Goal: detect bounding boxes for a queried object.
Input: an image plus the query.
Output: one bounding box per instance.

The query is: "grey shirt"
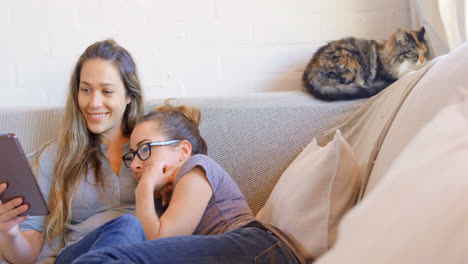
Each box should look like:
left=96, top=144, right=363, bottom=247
left=175, top=154, right=306, bottom=264
left=19, top=140, right=138, bottom=255
left=175, top=154, right=255, bottom=235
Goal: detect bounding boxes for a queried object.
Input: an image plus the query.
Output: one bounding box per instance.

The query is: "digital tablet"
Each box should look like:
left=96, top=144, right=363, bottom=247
left=0, top=134, right=49, bottom=216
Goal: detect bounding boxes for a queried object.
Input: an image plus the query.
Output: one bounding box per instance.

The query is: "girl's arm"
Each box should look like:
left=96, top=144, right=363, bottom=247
left=135, top=166, right=213, bottom=240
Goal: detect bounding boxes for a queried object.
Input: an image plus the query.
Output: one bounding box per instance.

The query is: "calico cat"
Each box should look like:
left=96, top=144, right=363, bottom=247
left=302, top=27, right=429, bottom=101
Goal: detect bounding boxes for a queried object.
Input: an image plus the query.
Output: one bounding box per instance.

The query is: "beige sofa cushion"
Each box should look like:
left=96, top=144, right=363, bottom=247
left=256, top=130, right=362, bottom=262
left=314, top=86, right=468, bottom=264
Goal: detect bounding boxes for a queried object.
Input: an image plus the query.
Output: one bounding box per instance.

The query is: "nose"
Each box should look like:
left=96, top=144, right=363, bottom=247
left=418, top=50, right=426, bottom=64
left=130, top=156, right=143, bottom=172
left=89, top=92, right=103, bottom=108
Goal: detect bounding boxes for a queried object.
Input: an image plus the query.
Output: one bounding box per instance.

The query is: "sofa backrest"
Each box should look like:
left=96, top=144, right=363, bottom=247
left=0, top=91, right=361, bottom=214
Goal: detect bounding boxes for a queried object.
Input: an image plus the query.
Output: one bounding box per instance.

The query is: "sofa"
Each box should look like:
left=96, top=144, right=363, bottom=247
left=1, top=42, right=467, bottom=264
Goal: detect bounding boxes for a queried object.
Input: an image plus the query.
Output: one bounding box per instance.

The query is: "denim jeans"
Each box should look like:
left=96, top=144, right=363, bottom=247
left=56, top=214, right=299, bottom=264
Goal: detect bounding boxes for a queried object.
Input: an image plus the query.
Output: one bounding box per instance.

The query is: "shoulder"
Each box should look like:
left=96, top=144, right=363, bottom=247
left=28, top=139, right=59, bottom=161
left=174, top=154, right=227, bottom=193
left=28, top=139, right=59, bottom=179
left=186, top=154, right=217, bottom=165
left=180, top=154, right=224, bottom=175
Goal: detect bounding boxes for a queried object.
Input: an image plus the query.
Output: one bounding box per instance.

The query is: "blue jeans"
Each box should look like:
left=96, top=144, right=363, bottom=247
left=55, top=214, right=147, bottom=264
left=56, top=214, right=299, bottom=264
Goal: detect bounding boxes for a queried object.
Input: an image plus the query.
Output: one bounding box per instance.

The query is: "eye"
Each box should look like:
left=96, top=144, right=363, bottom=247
left=138, top=144, right=151, bottom=156
left=79, top=87, right=90, bottom=93
left=400, top=51, right=416, bottom=60
left=103, top=90, right=114, bottom=95
left=123, top=153, right=133, bottom=162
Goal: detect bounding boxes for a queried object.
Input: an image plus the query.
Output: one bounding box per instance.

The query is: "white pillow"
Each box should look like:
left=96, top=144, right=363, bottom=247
left=256, top=130, right=362, bottom=261
left=315, top=88, right=468, bottom=264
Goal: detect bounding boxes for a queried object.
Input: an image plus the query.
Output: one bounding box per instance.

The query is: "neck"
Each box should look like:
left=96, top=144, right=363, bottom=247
left=100, top=130, right=129, bottom=149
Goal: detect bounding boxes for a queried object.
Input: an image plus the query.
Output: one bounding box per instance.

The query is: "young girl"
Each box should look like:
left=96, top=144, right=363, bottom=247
left=57, top=100, right=305, bottom=263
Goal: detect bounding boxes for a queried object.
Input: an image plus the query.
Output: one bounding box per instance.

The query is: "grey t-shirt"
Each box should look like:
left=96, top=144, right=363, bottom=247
left=174, top=154, right=255, bottom=235
left=19, top=140, right=139, bottom=255
left=174, top=154, right=306, bottom=264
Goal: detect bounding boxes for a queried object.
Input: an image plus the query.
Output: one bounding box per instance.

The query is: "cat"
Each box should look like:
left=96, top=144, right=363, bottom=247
left=302, top=27, right=429, bottom=101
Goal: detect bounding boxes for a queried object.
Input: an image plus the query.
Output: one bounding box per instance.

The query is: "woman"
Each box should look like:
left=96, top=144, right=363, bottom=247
left=0, top=39, right=144, bottom=264
left=56, top=100, right=305, bottom=264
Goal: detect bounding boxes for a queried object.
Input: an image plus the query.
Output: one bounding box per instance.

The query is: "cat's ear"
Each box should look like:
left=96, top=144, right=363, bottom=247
left=417, top=27, right=426, bottom=42
left=395, top=30, right=408, bottom=45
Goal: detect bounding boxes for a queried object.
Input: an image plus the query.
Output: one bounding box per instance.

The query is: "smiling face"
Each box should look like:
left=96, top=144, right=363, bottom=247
left=78, top=58, right=131, bottom=141
left=129, top=121, right=183, bottom=182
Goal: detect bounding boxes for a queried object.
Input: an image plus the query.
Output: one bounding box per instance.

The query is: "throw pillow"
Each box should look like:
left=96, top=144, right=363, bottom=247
left=314, top=87, right=468, bottom=264
left=256, top=130, right=362, bottom=261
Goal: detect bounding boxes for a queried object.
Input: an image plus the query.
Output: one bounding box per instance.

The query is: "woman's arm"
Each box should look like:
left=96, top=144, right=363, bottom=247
left=0, top=187, right=44, bottom=264
left=135, top=167, right=213, bottom=240
left=0, top=230, right=44, bottom=264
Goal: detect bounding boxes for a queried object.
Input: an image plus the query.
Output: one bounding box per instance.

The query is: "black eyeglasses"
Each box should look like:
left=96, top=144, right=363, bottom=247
left=122, top=140, right=181, bottom=168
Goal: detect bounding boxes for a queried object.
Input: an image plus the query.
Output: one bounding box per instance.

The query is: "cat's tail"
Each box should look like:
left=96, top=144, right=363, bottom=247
left=303, top=80, right=391, bottom=101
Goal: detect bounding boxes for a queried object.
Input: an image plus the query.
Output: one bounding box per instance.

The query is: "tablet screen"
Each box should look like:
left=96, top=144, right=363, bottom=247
left=0, top=134, right=49, bottom=216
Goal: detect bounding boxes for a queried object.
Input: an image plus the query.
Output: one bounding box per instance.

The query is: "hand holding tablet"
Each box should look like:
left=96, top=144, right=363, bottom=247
left=0, top=134, right=49, bottom=216
left=0, top=182, right=30, bottom=231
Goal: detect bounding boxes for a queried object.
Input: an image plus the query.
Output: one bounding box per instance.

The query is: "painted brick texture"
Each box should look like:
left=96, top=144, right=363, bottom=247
left=0, top=0, right=411, bottom=107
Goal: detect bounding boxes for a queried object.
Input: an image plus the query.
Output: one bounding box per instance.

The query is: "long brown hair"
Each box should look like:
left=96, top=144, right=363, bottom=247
left=38, top=39, right=144, bottom=246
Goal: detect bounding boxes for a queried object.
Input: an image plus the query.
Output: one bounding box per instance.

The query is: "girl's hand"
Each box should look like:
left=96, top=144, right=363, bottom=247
left=0, top=183, right=29, bottom=239
left=154, top=184, right=173, bottom=206
left=138, top=161, right=182, bottom=194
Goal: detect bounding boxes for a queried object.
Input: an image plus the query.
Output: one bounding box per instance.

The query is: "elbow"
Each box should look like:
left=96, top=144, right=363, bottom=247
left=145, top=230, right=158, bottom=241
left=142, top=221, right=161, bottom=241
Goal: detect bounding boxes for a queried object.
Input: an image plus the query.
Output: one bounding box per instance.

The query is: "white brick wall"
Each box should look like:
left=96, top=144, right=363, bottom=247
left=0, top=0, right=411, bottom=107
left=10, top=0, right=75, bottom=32
left=0, top=64, right=13, bottom=91
left=0, top=7, right=8, bottom=32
